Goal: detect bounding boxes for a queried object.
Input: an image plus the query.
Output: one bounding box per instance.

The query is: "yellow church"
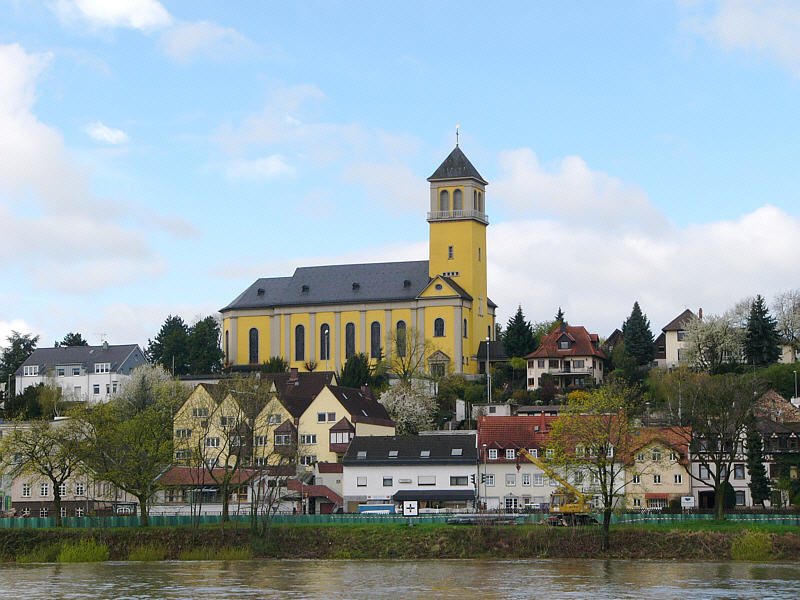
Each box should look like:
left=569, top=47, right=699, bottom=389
left=220, top=145, right=496, bottom=378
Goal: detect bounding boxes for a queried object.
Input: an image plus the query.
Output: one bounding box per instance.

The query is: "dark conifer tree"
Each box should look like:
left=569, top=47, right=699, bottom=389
left=621, top=301, right=655, bottom=366
left=146, top=315, right=190, bottom=376
left=503, top=305, right=537, bottom=358
left=746, top=415, right=771, bottom=506
left=744, top=295, right=781, bottom=366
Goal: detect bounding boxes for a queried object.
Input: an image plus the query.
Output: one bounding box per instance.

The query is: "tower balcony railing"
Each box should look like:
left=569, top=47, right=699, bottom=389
left=427, top=209, right=488, bottom=224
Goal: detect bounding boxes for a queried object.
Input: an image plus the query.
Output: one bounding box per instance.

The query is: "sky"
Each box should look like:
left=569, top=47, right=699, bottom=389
left=2, top=0, right=800, bottom=352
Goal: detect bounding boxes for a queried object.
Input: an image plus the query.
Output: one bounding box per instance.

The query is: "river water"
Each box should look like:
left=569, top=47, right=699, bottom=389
left=1, top=559, right=799, bottom=599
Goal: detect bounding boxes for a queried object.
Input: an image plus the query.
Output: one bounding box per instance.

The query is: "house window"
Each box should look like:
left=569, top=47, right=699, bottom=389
left=75, top=482, right=85, bottom=496
left=22, top=483, right=31, bottom=498
left=522, top=474, right=531, bottom=486
left=328, top=412, right=336, bottom=422
left=295, top=324, right=305, bottom=361
left=274, top=434, right=292, bottom=445
left=488, top=449, right=498, bottom=460
left=320, top=324, right=331, bottom=361
left=72, top=367, right=81, bottom=376
left=382, top=477, right=392, bottom=487
left=357, top=477, right=367, bottom=487
left=23, top=365, right=38, bottom=376
left=505, top=474, right=516, bottom=487
left=267, top=414, right=283, bottom=425
left=546, top=449, right=554, bottom=459
left=735, top=491, right=746, bottom=506
left=418, top=475, right=436, bottom=486
left=632, top=474, right=641, bottom=484
left=533, top=474, right=544, bottom=487
left=192, top=407, right=209, bottom=418
left=205, top=437, right=220, bottom=448
left=699, top=466, right=710, bottom=480
left=174, top=450, right=189, bottom=460
left=505, top=449, right=516, bottom=460
left=93, top=384, right=100, bottom=395
left=434, top=318, right=445, bottom=337
left=59, top=483, right=67, bottom=497
left=734, top=464, right=745, bottom=479
left=219, top=416, right=235, bottom=428
left=75, top=507, right=84, bottom=518
left=249, top=328, right=259, bottom=364
left=357, top=451, right=367, bottom=459
left=56, top=367, right=66, bottom=376
left=559, top=341, right=570, bottom=350
left=317, top=413, right=326, bottom=423
left=653, top=474, right=662, bottom=485
left=420, top=450, right=430, bottom=458
left=388, top=450, right=398, bottom=458
left=450, top=476, right=469, bottom=486
left=345, top=322, right=356, bottom=358
left=674, top=474, right=683, bottom=484
left=677, top=331, right=686, bottom=341
left=505, top=496, right=518, bottom=510
left=300, top=434, right=317, bottom=445
left=463, top=318, right=468, bottom=338
left=651, top=449, right=662, bottom=462
left=40, top=508, right=48, bottom=518
left=485, top=474, right=495, bottom=486
left=632, top=498, right=642, bottom=508
left=299, top=455, right=317, bottom=466
left=94, top=363, right=110, bottom=373
left=254, top=436, right=267, bottom=446
left=396, top=321, right=407, bottom=358
left=370, top=321, right=381, bottom=358
left=448, top=246, right=454, bottom=260
left=40, top=482, right=49, bottom=497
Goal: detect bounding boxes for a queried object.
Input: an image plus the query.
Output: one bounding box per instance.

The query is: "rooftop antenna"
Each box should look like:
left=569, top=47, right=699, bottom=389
left=94, top=333, right=107, bottom=343
left=456, top=124, right=460, bottom=147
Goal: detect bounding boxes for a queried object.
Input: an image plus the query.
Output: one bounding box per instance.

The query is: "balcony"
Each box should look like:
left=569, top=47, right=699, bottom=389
left=546, top=366, right=595, bottom=376
left=427, top=209, right=488, bottom=224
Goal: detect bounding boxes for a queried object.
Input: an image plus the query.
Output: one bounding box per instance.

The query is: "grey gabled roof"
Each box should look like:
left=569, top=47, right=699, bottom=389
left=428, top=146, right=488, bottom=185
left=327, top=385, right=394, bottom=426
left=662, top=309, right=696, bottom=332
left=342, top=433, right=477, bottom=466
left=15, top=344, right=143, bottom=376
left=222, top=261, right=431, bottom=311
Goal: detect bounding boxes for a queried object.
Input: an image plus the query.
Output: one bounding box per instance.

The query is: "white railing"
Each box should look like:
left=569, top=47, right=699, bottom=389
left=427, top=209, right=488, bottom=224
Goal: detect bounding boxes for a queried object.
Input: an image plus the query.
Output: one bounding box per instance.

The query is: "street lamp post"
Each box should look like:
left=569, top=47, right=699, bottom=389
left=486, top=337, right=492, bottom=404
left=794, top=370, right=798, bottom=400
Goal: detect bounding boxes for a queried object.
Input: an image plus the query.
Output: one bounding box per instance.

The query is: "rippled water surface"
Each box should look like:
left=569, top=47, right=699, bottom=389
left=1, top=559, right=799, bottom=599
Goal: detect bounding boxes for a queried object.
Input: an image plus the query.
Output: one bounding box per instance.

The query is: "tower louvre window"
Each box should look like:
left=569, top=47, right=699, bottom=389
left=439, top=189, right=450, bottom=212
left=453, top=188, right=463, bottom=210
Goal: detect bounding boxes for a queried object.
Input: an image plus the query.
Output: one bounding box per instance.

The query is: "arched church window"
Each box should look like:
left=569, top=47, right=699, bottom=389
left=370, top=321, right=381, bottom=358
left=295, top=324, right=305, bottom=361
left=453, top=188, right=463, bottom=211
left=249, top=328, right=259, bottom=364
left=396, top=320, right=407, bottom=358
left=434, top=318, right=445, bottom=337
left=320, top=324, right=330, bottom=361
left=473, top=189, right=479, bottom=211
left=345, top=322, right=356, bottom=358
left=478, top=191, right=484, bottom=213
left=439, top=190, right=450, bottom=212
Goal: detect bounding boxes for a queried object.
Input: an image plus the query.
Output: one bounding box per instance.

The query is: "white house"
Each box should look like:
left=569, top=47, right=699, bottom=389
left=341, top=433, right=478, bottom=514
left=15, top=342, right=146, bottom=403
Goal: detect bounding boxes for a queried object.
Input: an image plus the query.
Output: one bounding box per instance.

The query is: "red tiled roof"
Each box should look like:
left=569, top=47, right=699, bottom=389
left=317, top=462, right=344, bottom=473
left=157, top=466, right=260, bottom=486
left=287, top=479, right=343, bottom=505
left=525, top=325, right=606, bottom=360
left=476, top=415, right=557, bottom=454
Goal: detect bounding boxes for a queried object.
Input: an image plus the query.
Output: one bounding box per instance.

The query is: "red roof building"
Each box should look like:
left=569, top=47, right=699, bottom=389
left=525, top=324, right=607, bottom=391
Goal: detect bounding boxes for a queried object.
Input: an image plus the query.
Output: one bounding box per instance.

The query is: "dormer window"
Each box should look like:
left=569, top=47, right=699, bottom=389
left=420, top=450, right=430, bottom=458
left=559, top=340, right=571, bottom=350
left=95, top=363, right=110, bottom=374
left=404, top=279, right=411, bottom=288
left=357, top=451, right=367, bottom=459
left=389, top=450, right=398, bottom=458
left=451, top=448, right=462, bottom=456
left=352, top=283, right=360, bottom=291
left=23, top=365, right=38, bottom=376
left=257, top=288, right=265, bottom=296
left=301, top=285, right=309, bottom=293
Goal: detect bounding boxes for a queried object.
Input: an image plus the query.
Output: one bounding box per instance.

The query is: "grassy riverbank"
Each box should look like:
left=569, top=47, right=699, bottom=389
left=2, top=522, right=800, bottom=562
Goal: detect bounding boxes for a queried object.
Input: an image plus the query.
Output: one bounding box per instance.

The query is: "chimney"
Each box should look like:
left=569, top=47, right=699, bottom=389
left=102, top=340, right=109, bottom=350
left=361, top=385, right=372, bottom=400
left=698, top=308, right=703, bottom=319
left=289, top=367, right=299, bottom=383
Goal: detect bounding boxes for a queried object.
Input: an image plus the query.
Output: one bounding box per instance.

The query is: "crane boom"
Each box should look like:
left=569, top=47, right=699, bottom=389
left=517, top=448, right=593, bottom=516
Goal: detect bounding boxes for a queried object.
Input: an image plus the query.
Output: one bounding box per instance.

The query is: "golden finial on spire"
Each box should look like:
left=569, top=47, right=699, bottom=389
left=456, top=124, right=460, bottom=146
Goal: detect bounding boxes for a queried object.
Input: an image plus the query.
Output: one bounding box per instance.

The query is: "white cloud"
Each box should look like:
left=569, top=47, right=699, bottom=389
left=161, top=21, right=256, bottom=64
left=52, top=0, right=173, bottom=31
left=224, top=155, right=295, bottom=180
left=683, top=0, right=800, bottom=76
left=0, top=319, right=44, bottom=350
left=86, top=121, right=129, bottom=144
left=341, top=162, right=425, bottom=213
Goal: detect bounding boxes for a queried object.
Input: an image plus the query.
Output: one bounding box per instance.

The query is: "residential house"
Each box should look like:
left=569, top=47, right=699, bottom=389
left=476, top=415, right=559, bottom=511
left=151, top=465, right=263, bottom=516
left=8, top=475, right=136, bottom=518
left=341, top=433, right=477, bottom=514
left=624, top=429, right=691, bottom=510
left=525, top=324, right=607, bottom=391
left=655, top=309, right=696, bottom=369
left=14, top=342, right=146, bottom=403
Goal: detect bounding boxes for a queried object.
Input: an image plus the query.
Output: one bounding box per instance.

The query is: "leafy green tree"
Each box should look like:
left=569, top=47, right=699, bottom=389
left=188, top=316, right=224, bottom=374
left=73, top=364, right=187, bottom=526
left=744, top=295, right=781, bottom=366
left=546, top=382, right=641, bottom=551
left=621, top=302, right=655, bottom=366
left=146, top=315, right=190, bottom=375
left=260, top=356, right=289, bottom=373
left=502, top=306, right=537, bottom=358
left=58, top=332, right=89, bottom=347
left=0, top=331, right=39, bottom=397
left=0, top=419, right=83, bottom=527
left=337, top=353, right=373, bottom=388
left=3, top=383, right=45, bottom=419
left=746, top=415, right=771, bottom=506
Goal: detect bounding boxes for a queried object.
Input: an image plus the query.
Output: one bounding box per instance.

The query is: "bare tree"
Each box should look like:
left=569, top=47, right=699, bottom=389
left=385, top=326, right=438, bottom=383
left=663, top=369, right=762, bottom=520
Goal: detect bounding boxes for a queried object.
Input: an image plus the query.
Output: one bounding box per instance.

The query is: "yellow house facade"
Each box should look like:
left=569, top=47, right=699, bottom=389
left=220, top=145, right=496, bottom=378
left=624, top=436, right=691, bottom=510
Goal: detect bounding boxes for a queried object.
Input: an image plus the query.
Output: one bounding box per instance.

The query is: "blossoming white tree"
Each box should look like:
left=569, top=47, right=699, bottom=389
left=379, top=380, right=437, bottom=435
